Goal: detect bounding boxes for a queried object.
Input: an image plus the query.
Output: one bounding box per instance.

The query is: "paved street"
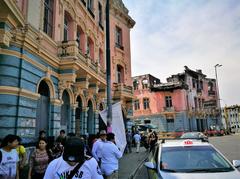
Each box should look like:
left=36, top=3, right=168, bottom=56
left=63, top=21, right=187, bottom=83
left=209, top=134, right=240, bottom=161
left=130, top=134, right=240, bottom=178
left=119, top=147, right=148, bottom=179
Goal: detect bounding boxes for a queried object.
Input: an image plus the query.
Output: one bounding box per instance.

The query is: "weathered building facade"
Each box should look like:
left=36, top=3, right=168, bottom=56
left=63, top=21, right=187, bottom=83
left=0, top=0, right=134, bottom=143
left=109, top=0, right=135, bottom=119
left=132, top=66, right=220, bottom=132
left=221, top=105, right=240, bottom=133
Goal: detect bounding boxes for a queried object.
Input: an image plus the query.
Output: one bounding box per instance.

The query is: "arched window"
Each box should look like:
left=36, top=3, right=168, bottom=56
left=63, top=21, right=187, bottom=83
left=87, top=0, right=94, bottom=11
left=143, top=98, right=150, bottom=109
left=116, top=64, right=124, bottom=83
left=133, top=80, right=139, bottom=90
left=87, top=37, right=94, bottom=60
left=64, top=11, right=74, bottom=41
left=75, top=96, right=83, bottom=135
left=61, top=90, right=71, bottom=132
left=77, top=26, right=85, bottom=54
left=208, top=81, right=213, bottom=91
left=99, top=48, right=104, bottom=68
left=142, top=79, right=148, bottom=89
left=87, top=100, right=94, bottom=134
left=36, top=80, right=50, bottom=137
left=43, top=0, right=54, bottom=37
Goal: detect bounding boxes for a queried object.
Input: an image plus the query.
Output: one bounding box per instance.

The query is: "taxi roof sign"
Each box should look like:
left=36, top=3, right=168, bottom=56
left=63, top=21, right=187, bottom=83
left=183, top=140, right=193, bottom=145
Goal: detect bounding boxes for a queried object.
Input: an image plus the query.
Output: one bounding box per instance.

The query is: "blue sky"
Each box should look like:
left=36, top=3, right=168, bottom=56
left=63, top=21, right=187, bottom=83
left=122, top=0, right=240, bottom=106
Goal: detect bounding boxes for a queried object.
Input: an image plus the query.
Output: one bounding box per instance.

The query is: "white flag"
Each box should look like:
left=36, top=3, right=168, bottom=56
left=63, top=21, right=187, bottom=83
left=99, top=102, right=126, bottom=153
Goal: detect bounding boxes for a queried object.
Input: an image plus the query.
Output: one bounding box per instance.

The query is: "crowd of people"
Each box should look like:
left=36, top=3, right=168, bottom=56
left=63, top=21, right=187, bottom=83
left=0, top=128, right=158, bottom=179
left=125, top=129, right=158, bottom=154
left=0, top=129, right=124, bottom=179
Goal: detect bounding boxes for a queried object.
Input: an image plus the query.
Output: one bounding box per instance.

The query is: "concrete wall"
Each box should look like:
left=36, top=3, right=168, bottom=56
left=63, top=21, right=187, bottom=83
left=134, top=111, right=189, bottom=132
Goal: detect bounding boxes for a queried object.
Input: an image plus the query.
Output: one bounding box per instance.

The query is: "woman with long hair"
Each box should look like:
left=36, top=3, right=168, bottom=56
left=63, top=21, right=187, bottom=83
left=28, top=138, right=52, bottom=179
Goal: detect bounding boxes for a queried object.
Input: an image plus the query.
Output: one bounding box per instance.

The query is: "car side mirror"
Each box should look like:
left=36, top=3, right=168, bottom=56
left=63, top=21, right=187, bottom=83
left=232, top=160, right=240, bottom=168
left=144, top=162, right=157, bottom=171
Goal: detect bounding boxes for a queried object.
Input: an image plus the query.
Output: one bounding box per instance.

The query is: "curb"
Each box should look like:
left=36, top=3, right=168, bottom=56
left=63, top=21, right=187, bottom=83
left=128, top=152, right=149, bottom=179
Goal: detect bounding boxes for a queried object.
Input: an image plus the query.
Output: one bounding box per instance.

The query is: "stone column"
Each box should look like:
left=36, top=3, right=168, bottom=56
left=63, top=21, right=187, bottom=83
left=70, top=104, right=77, bottom=133
left=82, top=107, right=88, bottom=135
left=50, top=99, right=62, bottom=137
left=94, top=110, right=99, bottom=133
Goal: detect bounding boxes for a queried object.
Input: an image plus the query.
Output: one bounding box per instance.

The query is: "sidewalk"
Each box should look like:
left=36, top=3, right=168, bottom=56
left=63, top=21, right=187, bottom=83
left=119, top=147, right=148, bottom=179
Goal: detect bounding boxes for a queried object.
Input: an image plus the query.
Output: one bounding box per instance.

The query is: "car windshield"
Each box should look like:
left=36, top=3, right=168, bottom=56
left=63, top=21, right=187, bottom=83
left=160, top=146, right=234, bottom=173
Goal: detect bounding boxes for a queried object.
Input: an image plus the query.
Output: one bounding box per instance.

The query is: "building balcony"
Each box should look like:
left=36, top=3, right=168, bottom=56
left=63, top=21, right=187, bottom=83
left=113, top=83, right=134, bottom=101
left=58, top=40, right=106, bottom=83
left=197, top=88, right=202, bottom=93
left=115, top=43, right=124, bottom=51
left=164, top=106, right=175, bottom=112
left=208, top=90, right=216, bottom=96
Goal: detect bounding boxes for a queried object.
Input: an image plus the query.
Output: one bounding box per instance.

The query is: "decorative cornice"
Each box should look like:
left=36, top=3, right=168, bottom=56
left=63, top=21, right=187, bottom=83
left=50, top=98, right=62, bottom=106
left=0, top=86, right=40, bottom=100
left=0, top=48, right=59, bottom=78
left=0, top=29, right=12, bottom=47
left=110, top=0, right=135, bottom=28
left=0, top=0, right=25, bottom=27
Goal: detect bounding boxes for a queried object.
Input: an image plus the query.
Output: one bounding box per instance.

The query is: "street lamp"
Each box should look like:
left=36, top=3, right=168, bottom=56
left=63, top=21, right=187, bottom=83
left=214, top=64, right=222, bottom=125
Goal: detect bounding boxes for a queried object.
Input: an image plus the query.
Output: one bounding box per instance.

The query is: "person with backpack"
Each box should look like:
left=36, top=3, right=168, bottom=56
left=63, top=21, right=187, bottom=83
left=44, top=136, right=103, bottom=179
left=0, top=134, right=20, bottom=179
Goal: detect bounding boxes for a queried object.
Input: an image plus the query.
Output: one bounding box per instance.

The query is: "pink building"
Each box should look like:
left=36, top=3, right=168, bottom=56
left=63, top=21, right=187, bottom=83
left=109, top=0, right=135, bottom=119
left=132, top=66, right=220, bottom=132
left=0, top=0, right=134, bottom=139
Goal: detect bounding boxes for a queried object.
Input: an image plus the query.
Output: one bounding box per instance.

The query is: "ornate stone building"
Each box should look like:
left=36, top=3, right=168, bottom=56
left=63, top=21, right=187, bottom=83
left=0, top=0, right=134, bottom=142
left=133, top=67, right=220, bottom=132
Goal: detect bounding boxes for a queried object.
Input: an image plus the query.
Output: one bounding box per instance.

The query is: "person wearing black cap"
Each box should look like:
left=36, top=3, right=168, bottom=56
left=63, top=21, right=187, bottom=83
left=44, top=137, right=103, bottom=179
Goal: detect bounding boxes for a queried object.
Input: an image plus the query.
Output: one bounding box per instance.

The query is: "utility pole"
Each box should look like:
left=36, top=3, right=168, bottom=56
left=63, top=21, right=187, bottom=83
left=106, top=0, right=112, bottom=132
left=214, top=64, right=222, bottom=125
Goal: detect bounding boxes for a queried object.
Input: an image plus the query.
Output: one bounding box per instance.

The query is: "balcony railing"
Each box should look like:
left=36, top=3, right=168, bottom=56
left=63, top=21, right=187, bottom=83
left=208, top=90, right=216, bottom=96
left=164, top=106, right=175, bottom=112
left=115, top=43, right=124, bottom=51
left=58, top=40, right=79, bottom=57
left=113, top=83, right=133, bottom=97
left=197, top=88, right=202, bottom=93
left=58, top=41, right=106, bottom=79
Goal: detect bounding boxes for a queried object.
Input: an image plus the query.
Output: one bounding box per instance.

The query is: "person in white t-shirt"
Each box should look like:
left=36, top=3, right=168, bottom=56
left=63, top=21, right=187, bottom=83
left=91, top=130, right=107, bottom=165
left=133, top=131, right=141, bottom=153
left=44, top=136, right=103, bottom=179
left=0, top=134, right=20, bottom=179
left=101, top=132, right=122, bottom=179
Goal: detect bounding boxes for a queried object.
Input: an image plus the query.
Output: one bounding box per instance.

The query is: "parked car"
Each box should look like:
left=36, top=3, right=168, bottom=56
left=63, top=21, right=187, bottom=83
left=173, top=128, right=187, bottom=138
left=206, top=125, right=225, bottom=136
left=230, top=125, right=240, bottom=133
left=180, top=132, right=208, bottom=142
left=134, top=123, right=158, bottom=134
left=144, top=138, right=240, bottom=179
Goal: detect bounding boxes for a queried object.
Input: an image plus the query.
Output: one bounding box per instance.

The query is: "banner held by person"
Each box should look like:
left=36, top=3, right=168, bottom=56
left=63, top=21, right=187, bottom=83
left=99, top=102, right=126, bottom=153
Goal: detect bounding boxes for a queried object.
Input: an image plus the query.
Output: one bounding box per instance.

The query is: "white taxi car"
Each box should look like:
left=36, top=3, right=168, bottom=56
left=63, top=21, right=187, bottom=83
left=144, top=139, right=240, bottom=179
